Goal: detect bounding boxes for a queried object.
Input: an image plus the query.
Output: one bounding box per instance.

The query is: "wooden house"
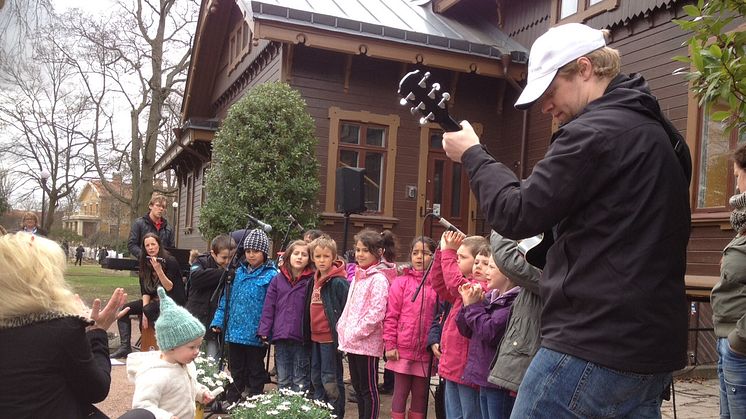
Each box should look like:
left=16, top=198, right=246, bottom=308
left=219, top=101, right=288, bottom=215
left=155, top=0, right=744, bottom=365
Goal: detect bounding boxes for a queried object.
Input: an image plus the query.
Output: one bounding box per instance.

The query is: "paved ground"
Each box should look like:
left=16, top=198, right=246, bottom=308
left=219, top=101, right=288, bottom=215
left=97, top=323, right=720, bottom=418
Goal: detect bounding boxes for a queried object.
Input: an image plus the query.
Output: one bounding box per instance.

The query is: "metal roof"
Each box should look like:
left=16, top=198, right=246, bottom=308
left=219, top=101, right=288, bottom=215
left=245, top=0, right=528, bottom=63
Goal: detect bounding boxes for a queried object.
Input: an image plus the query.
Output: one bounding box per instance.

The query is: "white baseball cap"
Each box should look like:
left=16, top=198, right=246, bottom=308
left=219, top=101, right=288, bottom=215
left=514, top=23, right=606, bottom=110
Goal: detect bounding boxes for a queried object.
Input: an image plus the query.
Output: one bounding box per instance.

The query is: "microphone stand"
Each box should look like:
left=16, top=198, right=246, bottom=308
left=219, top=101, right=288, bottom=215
left=214, top=219, right=255, bottom=371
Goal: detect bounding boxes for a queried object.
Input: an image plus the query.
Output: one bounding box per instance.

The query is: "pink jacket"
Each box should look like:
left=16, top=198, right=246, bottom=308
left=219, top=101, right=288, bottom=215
left=336, top=261, right=390, bottom=357
left=383, top=267, right=438, bottom=362
left=430, top=248, right=487, bottom=386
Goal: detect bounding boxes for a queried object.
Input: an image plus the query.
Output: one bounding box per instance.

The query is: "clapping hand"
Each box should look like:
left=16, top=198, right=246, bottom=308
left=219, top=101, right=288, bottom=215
left=78, top=288, right=130, bottom=332
left=458, top=282, right=484, bottom=306
left=440, top=230, right=465, bottom=251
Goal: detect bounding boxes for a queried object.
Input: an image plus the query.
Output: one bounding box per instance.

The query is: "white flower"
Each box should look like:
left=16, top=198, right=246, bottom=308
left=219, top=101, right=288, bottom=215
left=301, top=405, right=311, bottom=411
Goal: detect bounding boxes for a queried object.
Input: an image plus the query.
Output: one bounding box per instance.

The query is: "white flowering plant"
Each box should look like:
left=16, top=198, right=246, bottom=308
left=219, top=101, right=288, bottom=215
left=193, top=353, right=232, bottom=396
left=228, top=388, right=335, bottom=419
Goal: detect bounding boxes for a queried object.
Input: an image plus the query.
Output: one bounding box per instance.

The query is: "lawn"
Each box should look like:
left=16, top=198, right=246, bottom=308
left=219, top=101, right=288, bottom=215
left=65, top=264, right=141, bottom=304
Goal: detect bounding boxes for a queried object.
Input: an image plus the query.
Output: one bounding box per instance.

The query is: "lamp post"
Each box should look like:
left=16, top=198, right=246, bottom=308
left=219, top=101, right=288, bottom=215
left=40, top=170, right=50, bottom=230
left=171, top=201, right=179, bottom=247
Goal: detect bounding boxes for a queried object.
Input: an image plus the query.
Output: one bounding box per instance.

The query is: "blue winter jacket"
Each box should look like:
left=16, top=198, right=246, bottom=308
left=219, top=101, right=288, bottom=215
left=211, top=261, right=278, bottom=347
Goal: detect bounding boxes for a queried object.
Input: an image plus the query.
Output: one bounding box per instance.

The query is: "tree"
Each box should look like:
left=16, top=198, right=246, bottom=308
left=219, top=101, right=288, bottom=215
left=0, top=23, right=95, bottom=232
left=674, top=0, right=746, bottom=133
left=199, top=82, right=321, bottom=244
left=58, top=0, right=197, bottom=221
left=0, top=167, right=12, bottom=215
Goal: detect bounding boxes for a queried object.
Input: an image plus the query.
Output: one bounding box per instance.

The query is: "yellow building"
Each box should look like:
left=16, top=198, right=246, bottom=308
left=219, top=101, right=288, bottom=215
left=62, top=177, right=132, bottom=240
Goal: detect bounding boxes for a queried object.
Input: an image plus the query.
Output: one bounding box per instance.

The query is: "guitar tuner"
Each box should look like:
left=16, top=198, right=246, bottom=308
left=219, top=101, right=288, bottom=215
left=397, top=69, right=461, bottom=132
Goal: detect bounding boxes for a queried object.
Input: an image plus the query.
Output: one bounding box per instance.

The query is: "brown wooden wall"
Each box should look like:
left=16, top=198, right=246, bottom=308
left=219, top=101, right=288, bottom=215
left=288, top=46, right=521, bottom=257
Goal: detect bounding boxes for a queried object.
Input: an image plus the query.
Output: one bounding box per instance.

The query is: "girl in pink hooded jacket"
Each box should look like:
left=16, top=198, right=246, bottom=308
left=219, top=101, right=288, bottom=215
left=336, top=229, right=396, bottom=419
left=383, top=236, right=438, bottom=419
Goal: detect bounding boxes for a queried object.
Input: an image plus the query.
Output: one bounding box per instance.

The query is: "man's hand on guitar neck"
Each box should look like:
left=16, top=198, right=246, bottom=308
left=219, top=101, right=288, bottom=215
left=442, top=120, right=480, bottom=163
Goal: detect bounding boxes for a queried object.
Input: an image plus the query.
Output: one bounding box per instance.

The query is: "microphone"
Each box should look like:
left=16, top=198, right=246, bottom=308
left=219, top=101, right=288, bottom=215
left=247, top=214, right=273, bottom=233
left=436, top=215, right=465, bottom=236
left=287, top=214, right=305, bottom=232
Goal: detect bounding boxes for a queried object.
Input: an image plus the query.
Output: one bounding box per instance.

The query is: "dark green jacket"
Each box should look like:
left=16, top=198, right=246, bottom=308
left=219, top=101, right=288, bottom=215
left=304, top=266, right=350, bottom=346
left=487, top=231, right=543, bottom=392
left=712, top=234, right=746, bottom=354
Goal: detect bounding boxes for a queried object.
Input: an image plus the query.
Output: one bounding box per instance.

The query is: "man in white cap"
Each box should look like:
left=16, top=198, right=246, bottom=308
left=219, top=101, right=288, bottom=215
left=443, top=23, right=691, bottom=417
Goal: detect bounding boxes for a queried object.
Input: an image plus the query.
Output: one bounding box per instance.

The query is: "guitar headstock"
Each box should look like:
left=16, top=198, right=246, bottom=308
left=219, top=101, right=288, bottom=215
left=398, top=70, right=461, bottom=132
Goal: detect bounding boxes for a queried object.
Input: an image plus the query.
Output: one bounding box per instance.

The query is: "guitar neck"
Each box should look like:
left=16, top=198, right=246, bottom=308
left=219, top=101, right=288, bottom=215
left=439, top=116, right=461, bottom=132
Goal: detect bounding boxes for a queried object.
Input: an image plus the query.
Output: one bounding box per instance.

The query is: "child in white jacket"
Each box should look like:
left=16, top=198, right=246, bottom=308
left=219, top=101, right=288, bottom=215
left=126, top=287, right=216, bottom=419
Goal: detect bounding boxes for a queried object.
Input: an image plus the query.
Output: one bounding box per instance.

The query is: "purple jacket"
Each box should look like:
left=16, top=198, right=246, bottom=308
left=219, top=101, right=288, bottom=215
left=258, top=266, right=314, bottom=343
left=456, top=287, right=519, bottom=388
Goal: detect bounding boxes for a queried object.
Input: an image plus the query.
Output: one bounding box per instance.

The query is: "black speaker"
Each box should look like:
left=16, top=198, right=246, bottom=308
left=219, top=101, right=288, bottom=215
left=336, top=167, right=366, bottom=214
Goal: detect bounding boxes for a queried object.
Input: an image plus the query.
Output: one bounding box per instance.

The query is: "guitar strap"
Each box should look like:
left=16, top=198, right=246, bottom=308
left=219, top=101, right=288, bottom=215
left=649, top=100, right=693, bottom=186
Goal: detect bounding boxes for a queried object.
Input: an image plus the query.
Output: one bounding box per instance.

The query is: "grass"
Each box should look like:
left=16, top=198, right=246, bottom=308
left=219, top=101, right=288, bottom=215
left=65, top=264, right=141, bottom=304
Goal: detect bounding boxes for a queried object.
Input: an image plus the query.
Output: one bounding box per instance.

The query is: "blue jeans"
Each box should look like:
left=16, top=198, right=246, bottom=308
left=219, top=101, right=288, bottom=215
left=511, top=347, right=671, bottom=419
left=444, top=379, right=481, bottom=419
left=274, top=340, right=310, bottom=392
left=480, top=386, right=515, bottom=419
left=717, top=337, right=746, bottom=418
left=310, top=342, right=345, bottom=419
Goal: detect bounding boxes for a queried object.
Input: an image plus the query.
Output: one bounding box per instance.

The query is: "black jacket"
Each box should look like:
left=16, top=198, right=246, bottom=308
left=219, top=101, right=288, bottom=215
left=461, top=73, right=691, bottom=373
left=0, top=314, right=111, bottom=418
left=186, top=253, right=227, bottom=340
left=127, top=213, right=174, bottom=259
left=140, top=255, right=186, bottom=306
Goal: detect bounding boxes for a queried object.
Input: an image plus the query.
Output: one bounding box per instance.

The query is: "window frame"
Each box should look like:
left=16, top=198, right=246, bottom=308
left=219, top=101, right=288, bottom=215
left=228, top=21, right=252, bottom=74
left=551, top=0, right=619, bottom=24
left=326, top=107, right=399, bottom=218
left=692, top=102, right=742, bottom=213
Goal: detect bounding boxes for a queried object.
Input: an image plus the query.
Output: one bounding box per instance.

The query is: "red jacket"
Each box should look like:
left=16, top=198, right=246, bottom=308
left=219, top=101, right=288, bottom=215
left=430, top=248, right=487, bottom=385
left=383, top=267, right=438, bottom=362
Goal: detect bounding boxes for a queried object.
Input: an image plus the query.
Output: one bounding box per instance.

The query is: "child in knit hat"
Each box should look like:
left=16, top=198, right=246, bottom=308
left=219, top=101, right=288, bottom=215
left=211, top=228, right=278, bottom=405
left=126, top=287, right=216, bottom=419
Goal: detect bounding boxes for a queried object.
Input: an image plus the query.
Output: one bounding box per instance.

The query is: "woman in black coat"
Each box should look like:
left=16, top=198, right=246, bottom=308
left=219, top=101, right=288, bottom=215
left=110, top=232, right=185, bottom=358
left=0, top=232, right=129, bottom=418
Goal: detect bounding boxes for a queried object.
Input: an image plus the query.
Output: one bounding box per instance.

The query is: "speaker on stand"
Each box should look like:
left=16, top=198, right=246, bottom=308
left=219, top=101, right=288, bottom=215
left=336, top=167, right=366, bottom=255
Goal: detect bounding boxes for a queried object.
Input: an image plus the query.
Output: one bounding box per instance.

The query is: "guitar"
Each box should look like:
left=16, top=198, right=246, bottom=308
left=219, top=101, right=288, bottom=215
left=397, top=69, right=554, bottom=269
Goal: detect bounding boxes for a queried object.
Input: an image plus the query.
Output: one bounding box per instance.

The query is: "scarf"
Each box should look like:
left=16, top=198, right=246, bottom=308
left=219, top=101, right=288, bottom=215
left=729, top=192, right=746, bottom=234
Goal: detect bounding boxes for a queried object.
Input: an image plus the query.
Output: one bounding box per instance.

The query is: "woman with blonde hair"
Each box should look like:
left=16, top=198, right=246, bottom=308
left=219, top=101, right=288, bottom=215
left=0, top=232, right=129, bottom=418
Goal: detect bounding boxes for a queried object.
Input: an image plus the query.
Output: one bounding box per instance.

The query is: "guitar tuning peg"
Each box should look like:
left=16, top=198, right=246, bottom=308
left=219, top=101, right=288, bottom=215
left=426, top=112, right=435, bottom=121
left=442, top=92, right=451, bottom=101
left=399, top=98, right=408, bottom=106
left=406, top=92, right=415, bottom=101
left=410, top=106, right=419, bottom=115
left=418, top=72, right=431, bottom=88
left=427, top=87, right=438, bottom=99
left=437, top=98, right=447, bottom=109
left=432, top=83, right=441, bottom=91
left=419, top=116, right=428, bottom=125
left=417, top=101, right=426, bottom=110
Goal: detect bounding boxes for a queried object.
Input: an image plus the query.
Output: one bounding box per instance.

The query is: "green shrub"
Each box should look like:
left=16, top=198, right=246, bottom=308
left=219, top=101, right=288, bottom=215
left=199, top=82, right=320, bottom=244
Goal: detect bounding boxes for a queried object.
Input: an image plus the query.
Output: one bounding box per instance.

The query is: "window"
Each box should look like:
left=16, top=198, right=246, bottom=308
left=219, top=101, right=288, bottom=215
left=552, top=0, right=619, bottom=23
left=185, top=174, right=194, bottom=228
left=326, top=107, right=399, bottom=217
left=338, top=122, right=387, bottom=212
left=228, top=21, right=252, bottom=74
left=695, top=102, right=746, bottom=210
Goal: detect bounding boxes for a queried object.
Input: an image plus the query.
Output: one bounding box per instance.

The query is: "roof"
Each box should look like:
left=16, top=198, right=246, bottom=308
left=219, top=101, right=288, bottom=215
left=85, top=179, right=132, bottom=200
left=244, top=0, right=528, bottom=63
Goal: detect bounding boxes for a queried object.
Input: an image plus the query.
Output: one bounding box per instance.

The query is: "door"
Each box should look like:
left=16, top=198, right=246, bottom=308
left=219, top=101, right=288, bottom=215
left=424, top=129, right=471, bottom=238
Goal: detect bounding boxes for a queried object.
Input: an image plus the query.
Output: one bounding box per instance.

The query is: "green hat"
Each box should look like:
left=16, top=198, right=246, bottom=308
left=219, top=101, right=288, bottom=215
left=155, top=287, right=205, bottom=351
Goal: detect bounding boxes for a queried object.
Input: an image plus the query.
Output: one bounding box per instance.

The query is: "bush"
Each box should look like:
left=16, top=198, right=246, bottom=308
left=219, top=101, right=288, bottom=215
left=199, top=82, right=320, bottom=244
left=228, top=389, right=334, bottom=419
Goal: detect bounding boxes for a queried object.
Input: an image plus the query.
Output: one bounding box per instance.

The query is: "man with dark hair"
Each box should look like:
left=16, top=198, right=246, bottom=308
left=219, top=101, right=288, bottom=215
left=127, top=194, right=174, bottom=258
left=443, top=23, right=691, bottom=417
